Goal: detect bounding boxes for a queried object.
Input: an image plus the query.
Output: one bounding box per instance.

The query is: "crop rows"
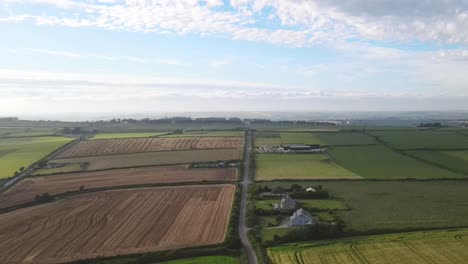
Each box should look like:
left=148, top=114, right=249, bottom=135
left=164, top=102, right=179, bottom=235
left=0, top=166, right=238, bottom=209
left=56, top=137, right=244, bottom=158
left=50, top=149, right=243, bottom=171
left=0, top=185, right=235, bottom=264
left=267, top=230, right=468, bottom=264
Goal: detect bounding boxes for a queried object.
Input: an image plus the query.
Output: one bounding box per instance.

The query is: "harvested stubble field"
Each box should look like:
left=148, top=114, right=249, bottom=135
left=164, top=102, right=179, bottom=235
left=0, top=166, right=237, bottom=208
left=48, top=149, right=243, bottom=172
left=0, top=184, right=236, bottom=264
left=267, top=228, right=468, bottom=264
left=56, top=137, right=244, bottom=158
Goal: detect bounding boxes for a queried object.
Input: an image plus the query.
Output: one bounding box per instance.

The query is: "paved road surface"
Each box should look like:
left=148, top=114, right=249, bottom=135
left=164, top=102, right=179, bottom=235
left=239, top=131, right=258, bottom=264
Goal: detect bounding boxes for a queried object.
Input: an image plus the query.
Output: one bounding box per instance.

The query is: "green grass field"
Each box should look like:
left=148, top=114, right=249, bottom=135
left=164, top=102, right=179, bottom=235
left=90, top=132, right=168, bottom=139
left=160, top=256, right=239, bottom=264
left=0, top=136, right=73, bottom=178
left=255, top=132, right=375, bottom=147
left=279, top=133, right=323, bottom=145
left=0, top=127, right=58, bottom=138
left=444, top=150, right=468, bottom=161
left=267, top=228, right=468, bottom=264
left=255, top=154, right=360, bottom=181
left=405, top=150, right=468, bottom=174
left=264, top=181, right=468, bottom=233
left=259, top=216, right=283, bottom=228
left=369, top=130, right=468, bottom=149
left=328, top=145, right=463, bottom=179
left=317, top=132, right=375, bottom=146
left=297, top=199, right=348, bottom=211
left=162, top=131, right=244, bottom=137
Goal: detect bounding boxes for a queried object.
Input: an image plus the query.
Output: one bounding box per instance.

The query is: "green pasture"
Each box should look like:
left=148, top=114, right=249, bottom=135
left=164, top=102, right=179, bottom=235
left=406, top=150, right=468, bottom=174
left=255, top=154, right=360, bottom=181
left=0, top=136, right=73, bottom=178
left=327, top=145, right=463, bottom=179
left=162, top=131, right=244, bottom=138
left=369, top=130, right=468, bottom=149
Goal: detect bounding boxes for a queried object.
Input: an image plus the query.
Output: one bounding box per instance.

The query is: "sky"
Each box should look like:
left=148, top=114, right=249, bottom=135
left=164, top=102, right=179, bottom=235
left=1, top=0, right=468, bottom=118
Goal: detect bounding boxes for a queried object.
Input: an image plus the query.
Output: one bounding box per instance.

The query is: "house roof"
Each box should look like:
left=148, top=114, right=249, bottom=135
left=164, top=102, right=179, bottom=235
left=292, top=208, right=312, bottom=219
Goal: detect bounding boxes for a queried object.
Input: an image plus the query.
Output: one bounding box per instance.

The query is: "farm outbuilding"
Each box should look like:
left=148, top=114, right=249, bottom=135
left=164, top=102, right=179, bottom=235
left=274, top=195, right=297, bottom=210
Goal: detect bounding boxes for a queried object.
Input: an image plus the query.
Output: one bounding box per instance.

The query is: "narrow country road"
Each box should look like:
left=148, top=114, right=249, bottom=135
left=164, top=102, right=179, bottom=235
left=239, top=131, right=258, bottom=264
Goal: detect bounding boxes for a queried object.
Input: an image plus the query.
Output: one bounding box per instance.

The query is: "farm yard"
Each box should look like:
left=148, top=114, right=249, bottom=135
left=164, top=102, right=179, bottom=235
left=56, top=137, right=244, bottom=158
left=267, top=228, right=468, bottom=264
left=0, top=136, right=73, bottom=178
left=255, top=154, right=360, bottom=180
left=0, top=185, right=236, bottom=264
left=48, top=149, right=243, bottom=172
left=0, top=166, right=237, bottom=209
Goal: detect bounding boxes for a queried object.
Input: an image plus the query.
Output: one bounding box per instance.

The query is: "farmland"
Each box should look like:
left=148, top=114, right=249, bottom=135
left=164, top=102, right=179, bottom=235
left=90, top=132, right=168, bottom=139
left=317, top=132, right=375, bottom=146
left=0, top=166, right=237, bottom=208
left=405, top=150, right=468, bottom=174
left=56, top=137, right=244, bottom=158
left=161, top=255, right=239, bottom=264
left=0, top=185, right=235, bottom=264
left=162, top=131, right=244, bottom=137
left=49, top=149, right=243, bottom=172
left=0, top=136, right=73, bottom=178
left=327, top=145, right=463, bottom=179
left=263, top=181, right=468, bottom=233
left=0, top=127, right=59, bottom=138
left=369, top=130, right=468, bottom=149
left=267, top=228, right=468, bottom=264
left=255, top=154, right=360, bottom=180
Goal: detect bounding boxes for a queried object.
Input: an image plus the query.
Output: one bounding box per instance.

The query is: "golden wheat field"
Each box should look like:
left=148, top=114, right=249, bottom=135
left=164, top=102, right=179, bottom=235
left=267, top=229, right=468, bottom=264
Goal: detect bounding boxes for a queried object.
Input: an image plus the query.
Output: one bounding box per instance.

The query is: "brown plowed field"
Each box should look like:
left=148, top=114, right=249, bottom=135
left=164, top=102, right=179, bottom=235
left=47, top=149, right=243, bottom=172
left=56, top=137, right=244, bottom=158
left=0, top=185, right=235, bottom=264
left=0, top=166, right=237, bottom=209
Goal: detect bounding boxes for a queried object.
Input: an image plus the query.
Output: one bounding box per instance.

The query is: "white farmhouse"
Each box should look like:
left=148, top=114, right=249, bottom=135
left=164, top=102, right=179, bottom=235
left=289, top=208, right=316, bottom=226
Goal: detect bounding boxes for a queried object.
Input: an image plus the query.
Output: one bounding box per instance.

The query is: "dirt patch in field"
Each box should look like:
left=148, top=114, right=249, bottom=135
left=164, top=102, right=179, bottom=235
left=0, top=166, right=237, bottom=209
left=0, top=185, right=236, bottom=264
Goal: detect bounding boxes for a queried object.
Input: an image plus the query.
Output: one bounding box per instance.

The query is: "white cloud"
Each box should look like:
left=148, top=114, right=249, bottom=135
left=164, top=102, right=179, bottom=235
left=209, top=57, right=233, bottom=68
left=8, top=48, right=146, bottom=63
left=2, top=0, right=467, bottom=56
